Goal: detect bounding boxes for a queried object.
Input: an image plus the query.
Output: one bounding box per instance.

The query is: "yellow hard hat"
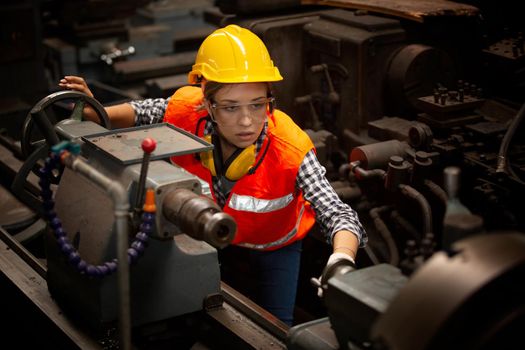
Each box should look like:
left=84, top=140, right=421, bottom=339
left=188, top=25, right=283, bottom=84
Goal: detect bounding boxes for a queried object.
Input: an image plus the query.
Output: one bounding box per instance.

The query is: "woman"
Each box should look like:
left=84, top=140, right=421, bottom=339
left=59, top=24, right=366, bottom=326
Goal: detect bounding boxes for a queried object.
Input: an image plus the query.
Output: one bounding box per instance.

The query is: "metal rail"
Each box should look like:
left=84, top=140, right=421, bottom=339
left=0, top=226, right=288, bottom=349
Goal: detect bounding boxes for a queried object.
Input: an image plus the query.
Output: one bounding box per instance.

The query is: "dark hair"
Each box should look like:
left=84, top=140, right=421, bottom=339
left=203, top=81, right=274, bottom=102
left=203, top=81, right=226, bottom=102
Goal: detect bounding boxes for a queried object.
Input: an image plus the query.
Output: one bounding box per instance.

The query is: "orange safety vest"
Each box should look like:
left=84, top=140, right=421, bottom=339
left=164, top=86, right=316, bottom=251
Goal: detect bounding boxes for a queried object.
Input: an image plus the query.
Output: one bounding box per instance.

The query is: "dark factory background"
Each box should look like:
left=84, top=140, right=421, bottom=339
left=1, top=0, right=524, bottom=349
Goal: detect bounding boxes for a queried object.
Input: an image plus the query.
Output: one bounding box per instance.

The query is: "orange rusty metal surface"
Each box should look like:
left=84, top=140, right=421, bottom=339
left=301, top=0, right=479, bottom=22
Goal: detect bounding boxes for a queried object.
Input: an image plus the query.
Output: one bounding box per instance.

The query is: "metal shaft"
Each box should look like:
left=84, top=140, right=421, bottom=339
left=162, top=188, right=236, bottom=248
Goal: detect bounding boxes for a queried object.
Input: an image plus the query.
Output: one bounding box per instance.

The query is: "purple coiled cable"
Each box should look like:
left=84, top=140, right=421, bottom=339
left=39, top=152, right=154, bottom=278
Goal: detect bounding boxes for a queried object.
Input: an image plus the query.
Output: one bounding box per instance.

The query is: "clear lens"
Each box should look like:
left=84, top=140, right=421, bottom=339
left=211, top=98, right=273, bottom=126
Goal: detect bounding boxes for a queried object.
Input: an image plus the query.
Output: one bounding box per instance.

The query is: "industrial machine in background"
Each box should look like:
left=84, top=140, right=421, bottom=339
left=1, top=0, right=525, bottom=349
left=212, top=1, right=525, bottom=349
left=41, top=0, right=217, bottom=91
left=212, top=0, right=525, bottom=252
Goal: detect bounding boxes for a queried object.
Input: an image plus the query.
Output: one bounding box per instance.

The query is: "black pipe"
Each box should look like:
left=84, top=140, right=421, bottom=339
left=496, top=102, right=525, bottom=185
left=424, top=179, right=448, bottom=208
left=390, top=210, right=421, bottom=242
left=369, top=206, right=399, bottom=266
left=398, top=184, right=433, bottom=237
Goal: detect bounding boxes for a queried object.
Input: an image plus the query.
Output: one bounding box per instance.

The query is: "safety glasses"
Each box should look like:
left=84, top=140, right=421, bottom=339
left=210, top=98, right=273, bottom=126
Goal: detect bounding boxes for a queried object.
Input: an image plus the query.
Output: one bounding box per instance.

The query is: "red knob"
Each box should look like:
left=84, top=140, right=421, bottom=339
left=141, top=138, right=156, bottom=154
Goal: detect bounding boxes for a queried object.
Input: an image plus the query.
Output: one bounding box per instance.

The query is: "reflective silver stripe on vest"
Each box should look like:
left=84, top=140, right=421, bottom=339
left=238, top=205, right=305, bottom=250
left=228, top=193, right=294, bottom=213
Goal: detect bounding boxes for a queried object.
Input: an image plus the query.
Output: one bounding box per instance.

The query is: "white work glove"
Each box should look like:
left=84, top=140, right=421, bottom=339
left=311, top=252, right=356, bottom=298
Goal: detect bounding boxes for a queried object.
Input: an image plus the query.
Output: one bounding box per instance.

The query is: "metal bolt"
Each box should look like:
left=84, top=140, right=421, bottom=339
left=405, top=240, right=418, bottom=258
left=458, top=88, right=464, bottom=102
left=476, top=87, right=483, bottom=98
left=389, top=155, right=404, bottom=166
left=440, top=93, right=447, bottom=105
left=463, top=82, right=470, bottom=95
left=518, top=33, right=525, bottom=53
left=433, top=91, right=440, bottom=103
left=415, top=151, right=432, bottom=165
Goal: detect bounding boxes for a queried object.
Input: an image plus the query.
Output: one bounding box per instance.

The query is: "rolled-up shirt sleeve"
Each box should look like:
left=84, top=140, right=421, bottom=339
left=297, top=150, right=367, bottom=246
left=129, top=97, right=170, bottom=126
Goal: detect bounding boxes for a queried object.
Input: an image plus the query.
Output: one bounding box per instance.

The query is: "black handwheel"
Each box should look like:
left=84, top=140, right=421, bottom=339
left=20, top=90, right=111, bottom=159
left=12, top=91, right=111, bottom=215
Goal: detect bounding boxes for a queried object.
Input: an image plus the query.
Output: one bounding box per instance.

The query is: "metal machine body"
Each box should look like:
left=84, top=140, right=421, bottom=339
left=45, top=122, right=232, bottom=330
left=212, top=2, right=525, bottom=349
left=216, top=0, right=525, bottom=253
left=288, top=233, right=525, bottom=350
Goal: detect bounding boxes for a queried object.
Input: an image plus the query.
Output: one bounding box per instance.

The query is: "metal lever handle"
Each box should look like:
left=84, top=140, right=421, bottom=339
left=135, top=138, right=156, bottom=212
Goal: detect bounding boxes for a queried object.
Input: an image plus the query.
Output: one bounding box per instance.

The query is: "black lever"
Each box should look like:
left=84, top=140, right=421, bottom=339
left=134, top=138, right=156, bottom=213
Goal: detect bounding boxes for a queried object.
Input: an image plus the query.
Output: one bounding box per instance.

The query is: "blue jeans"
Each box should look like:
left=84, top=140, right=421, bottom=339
left=219, top=240, right=303, bottom=326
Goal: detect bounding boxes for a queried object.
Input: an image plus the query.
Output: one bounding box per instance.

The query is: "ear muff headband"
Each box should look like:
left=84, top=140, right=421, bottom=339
left=200, top=134, right=217, bottom=176
left=199, top=134, right=256, bottom=181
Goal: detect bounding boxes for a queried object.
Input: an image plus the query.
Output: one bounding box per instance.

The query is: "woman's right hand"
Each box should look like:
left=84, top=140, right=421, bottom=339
left=58, top=75, right=101, bottom=122
left=57, top=75, right=136, bottom=128
left=58, top=76, right=94, bottom=97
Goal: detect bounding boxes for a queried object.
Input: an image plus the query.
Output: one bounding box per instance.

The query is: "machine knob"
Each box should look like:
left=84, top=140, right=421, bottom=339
left=141, top=137, right=157, bottom=154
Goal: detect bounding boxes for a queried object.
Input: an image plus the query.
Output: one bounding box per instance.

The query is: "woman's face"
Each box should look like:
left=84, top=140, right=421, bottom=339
left=208, top=82, right=269, bottom=149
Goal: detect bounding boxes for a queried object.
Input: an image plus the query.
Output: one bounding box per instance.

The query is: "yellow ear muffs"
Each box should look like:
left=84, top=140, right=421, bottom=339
left=200, top=134, right=217, bottom=176
left=199, top=134, right=256, bottom=181
left=224, top=144, right=256, bottom=181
